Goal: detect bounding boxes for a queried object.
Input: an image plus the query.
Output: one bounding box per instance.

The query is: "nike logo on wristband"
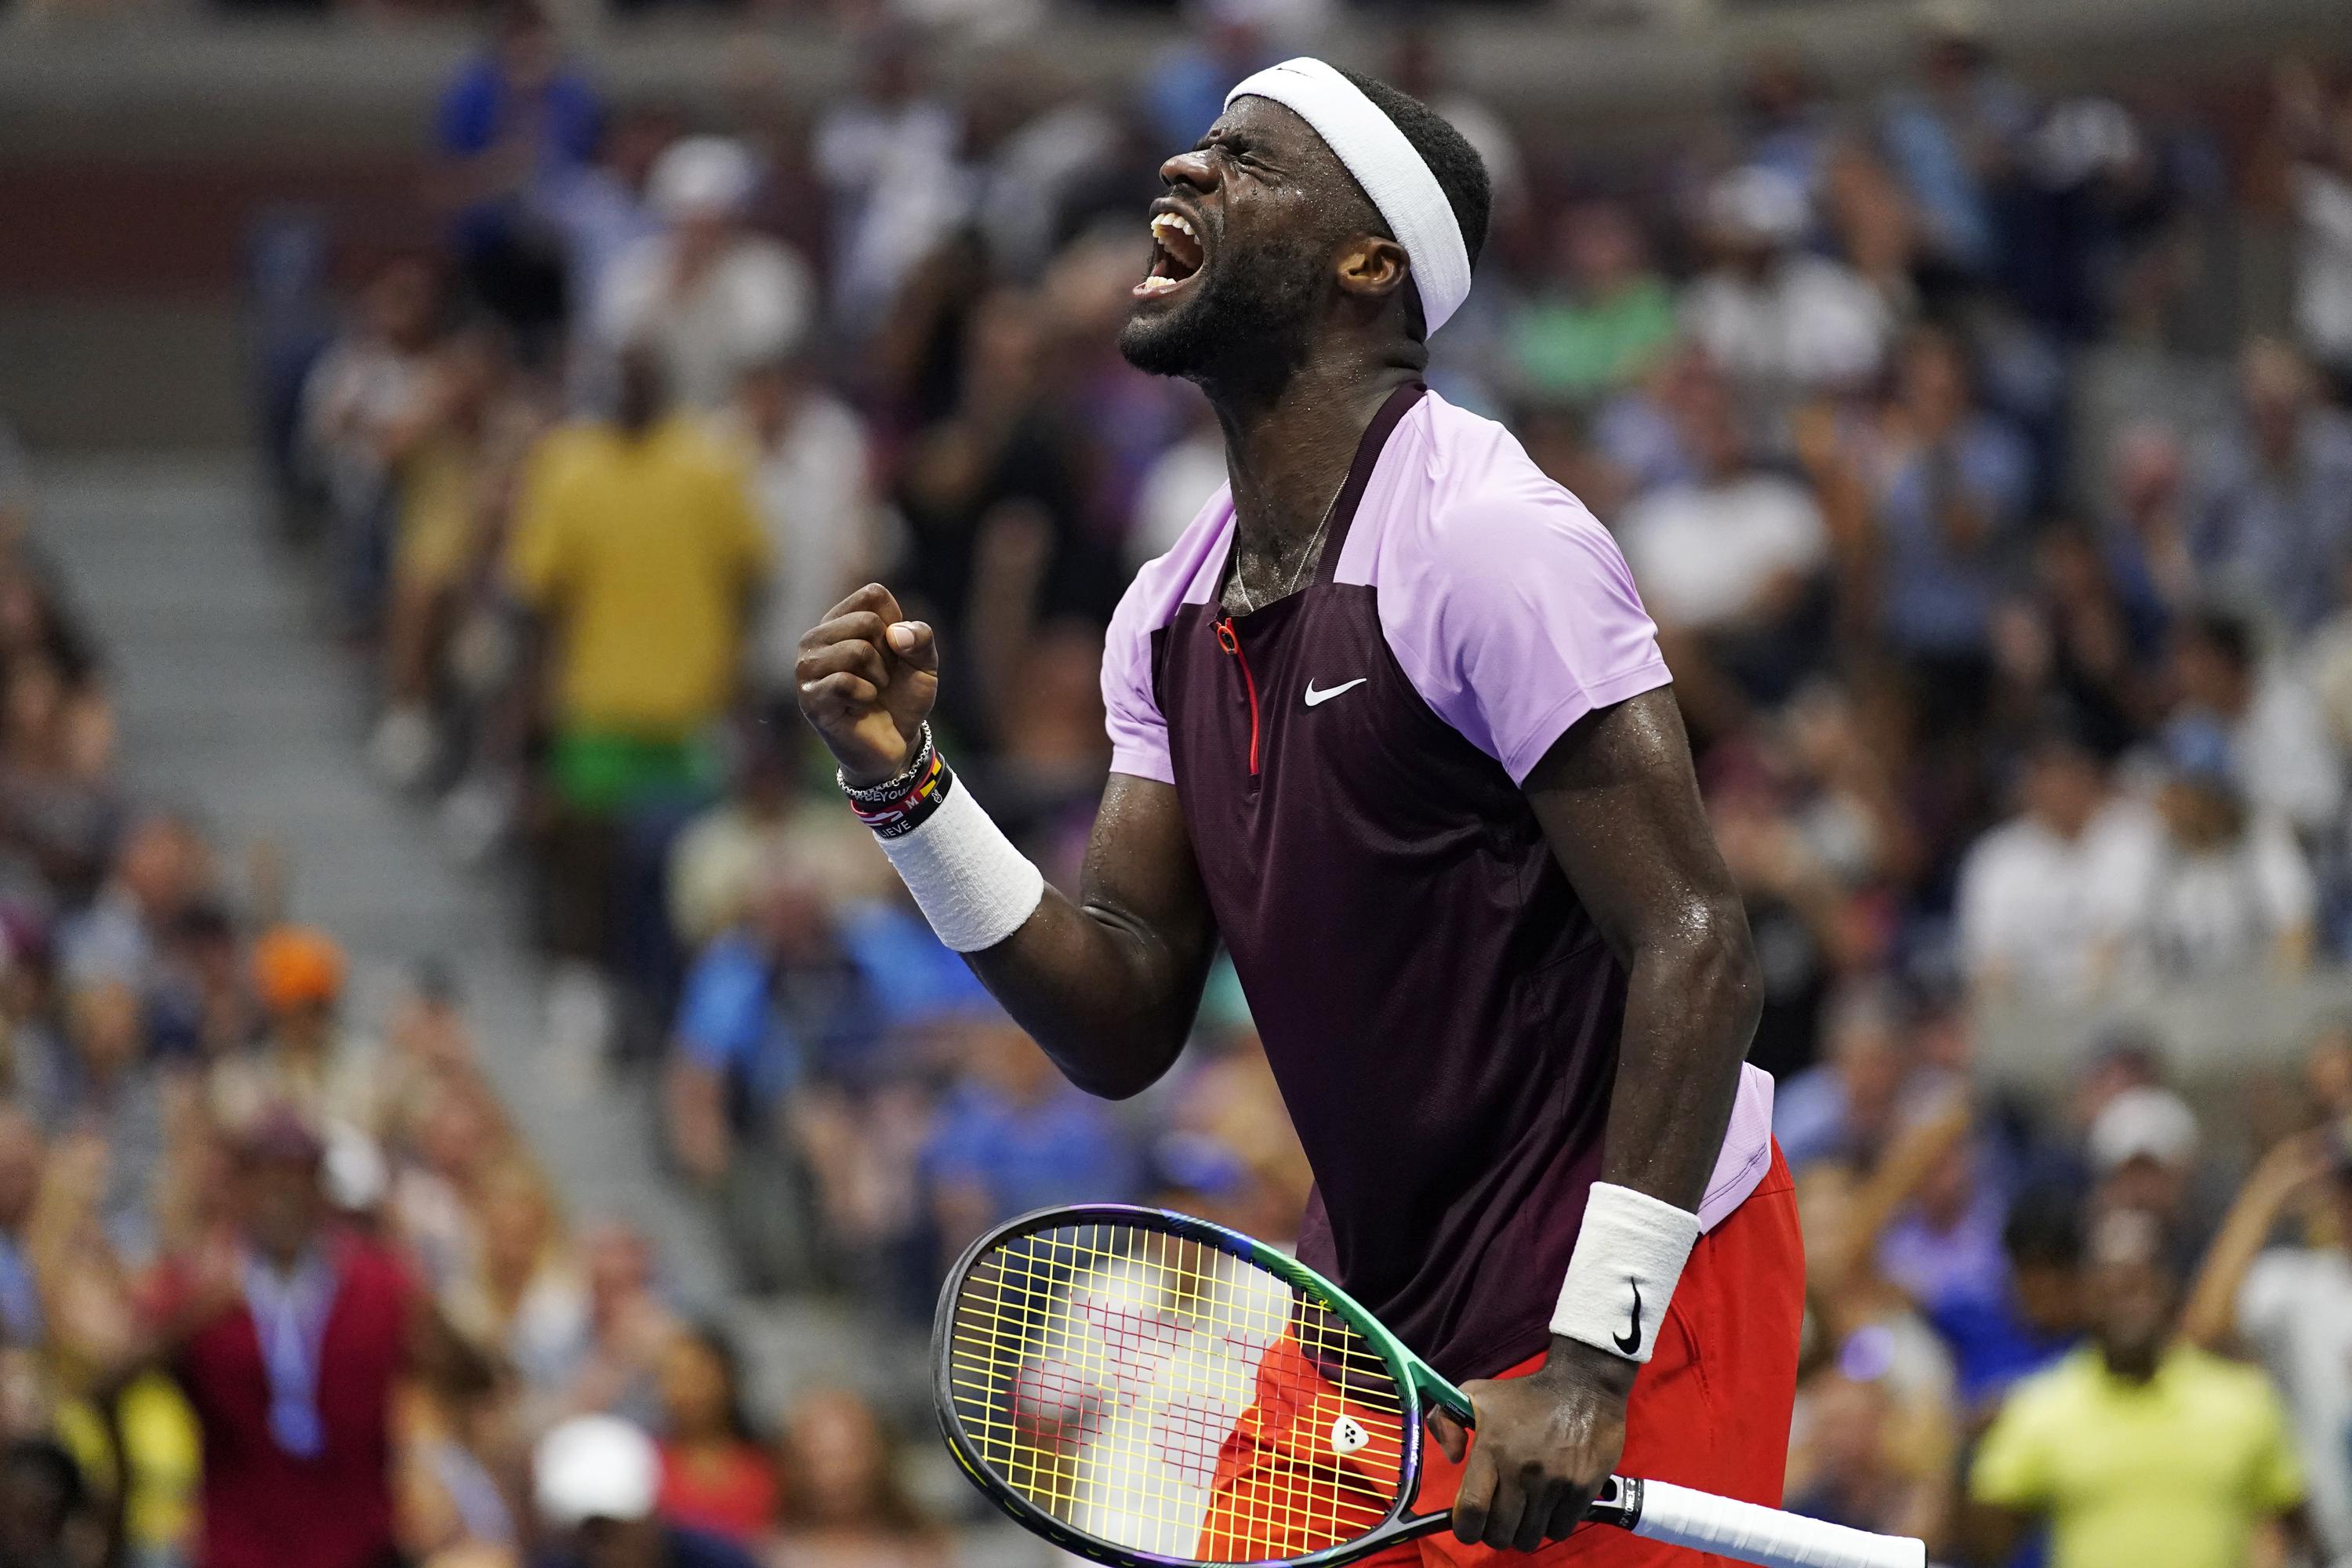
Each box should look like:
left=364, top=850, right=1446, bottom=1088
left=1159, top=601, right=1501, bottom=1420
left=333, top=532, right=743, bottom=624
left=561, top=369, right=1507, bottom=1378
left=1304, top=678, right=1367, bottom=707
left=1614, top=1279, right=1643, bottom=1356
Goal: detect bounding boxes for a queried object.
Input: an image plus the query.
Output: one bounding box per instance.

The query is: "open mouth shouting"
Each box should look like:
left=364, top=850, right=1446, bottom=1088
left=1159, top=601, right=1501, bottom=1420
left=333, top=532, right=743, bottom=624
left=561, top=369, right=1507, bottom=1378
left=1134, top=205, right=1207, bottom=300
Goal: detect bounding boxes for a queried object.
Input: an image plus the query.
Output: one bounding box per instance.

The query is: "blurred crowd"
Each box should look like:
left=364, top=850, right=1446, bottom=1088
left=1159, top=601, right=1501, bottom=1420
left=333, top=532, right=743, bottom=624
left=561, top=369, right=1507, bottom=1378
left=0, top=421, right=946, bottom=1565
left=217, top=0, right=2352, bottom=1563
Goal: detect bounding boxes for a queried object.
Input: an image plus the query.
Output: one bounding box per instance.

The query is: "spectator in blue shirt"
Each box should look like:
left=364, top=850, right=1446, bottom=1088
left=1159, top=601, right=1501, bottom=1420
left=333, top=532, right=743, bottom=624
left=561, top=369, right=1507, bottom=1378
left=2188, top=339, right=2352, bottom=640
left=1739, top=45, right=1838, bottom=201
left=0, top=1109, right=43, bottom=1346
left=1878, top=2, right=2032, bottom=279
left=924, top=1021, right=1142, bottom=1262
left=834, top=894, right=993, bottom=1053
left=1775, top=985, right=1917, bottom=1172
left=1140, top=10, right=1274, bottom=158
left=1876, top=1145, right=2031, bottom=1410
left=2097, top=421, right=2196, bottom=655
left=666, top=858, right=877, bottom=1292
left=1871, top=327, right=2034, bottom=725
left=433, top=0, right=602, bottom=353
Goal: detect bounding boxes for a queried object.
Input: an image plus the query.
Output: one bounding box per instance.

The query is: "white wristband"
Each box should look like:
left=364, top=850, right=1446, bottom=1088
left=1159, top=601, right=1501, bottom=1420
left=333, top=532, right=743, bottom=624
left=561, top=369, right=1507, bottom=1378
left=1550, top=1183, right=1700, bottom=1364
left=876, top=775, right=1046, bottom=953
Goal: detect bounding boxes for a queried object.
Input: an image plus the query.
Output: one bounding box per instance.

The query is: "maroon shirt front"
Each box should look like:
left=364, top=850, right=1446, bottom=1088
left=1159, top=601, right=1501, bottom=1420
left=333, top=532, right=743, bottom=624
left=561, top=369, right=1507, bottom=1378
left=1101, top=387, right=1773, bottom=1378
left=159, top=1233, right=414, bottom=1568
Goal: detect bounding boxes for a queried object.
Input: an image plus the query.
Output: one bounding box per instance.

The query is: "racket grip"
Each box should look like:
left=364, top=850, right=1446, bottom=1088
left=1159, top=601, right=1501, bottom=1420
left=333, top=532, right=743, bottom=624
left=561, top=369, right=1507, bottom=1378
left=1607, top=1478, right=1926, bottom=1568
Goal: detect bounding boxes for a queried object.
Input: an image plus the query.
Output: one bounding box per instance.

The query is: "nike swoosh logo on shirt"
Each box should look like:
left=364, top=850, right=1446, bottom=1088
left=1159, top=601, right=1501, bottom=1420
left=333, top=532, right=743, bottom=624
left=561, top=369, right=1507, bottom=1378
left=1303, top=678, right=1368, bottom=708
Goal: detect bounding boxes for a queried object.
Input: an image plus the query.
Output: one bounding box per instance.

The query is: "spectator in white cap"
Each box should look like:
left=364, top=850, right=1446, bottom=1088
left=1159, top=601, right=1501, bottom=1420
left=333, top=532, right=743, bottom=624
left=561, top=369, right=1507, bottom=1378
left=1680, top=164, right=1893, bottom=415
left=2088, top=1084, right=2199, bottom=1178
left=2088, top=1085, right=2222, bottom=1266
left=596, top=136, right=815, bottom=414
left=532, top=1414, right=759, bottom=1568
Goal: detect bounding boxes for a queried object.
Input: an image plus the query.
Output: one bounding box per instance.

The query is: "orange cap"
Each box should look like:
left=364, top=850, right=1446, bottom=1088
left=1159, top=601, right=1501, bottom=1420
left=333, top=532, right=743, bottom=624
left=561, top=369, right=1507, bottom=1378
left=252, top=925, right=347, bottom=1013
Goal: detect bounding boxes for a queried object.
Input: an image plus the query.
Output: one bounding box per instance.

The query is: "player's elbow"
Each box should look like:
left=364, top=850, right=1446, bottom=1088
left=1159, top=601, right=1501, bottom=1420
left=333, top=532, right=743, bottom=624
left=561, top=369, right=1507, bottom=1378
left=1040, top=1021, right=1189, bottom=1102
left=1056, top=1055, right=1176, bottom=1102
left=1064, top=1067, right=1164, bottom=1102
left=1668, top=895, right=1764, bottom=1045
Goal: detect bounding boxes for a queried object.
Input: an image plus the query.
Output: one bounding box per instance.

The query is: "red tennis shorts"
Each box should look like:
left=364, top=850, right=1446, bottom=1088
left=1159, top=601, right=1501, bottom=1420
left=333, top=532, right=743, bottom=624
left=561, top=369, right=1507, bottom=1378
left=1202, top=1144, right=1802, bottom=1566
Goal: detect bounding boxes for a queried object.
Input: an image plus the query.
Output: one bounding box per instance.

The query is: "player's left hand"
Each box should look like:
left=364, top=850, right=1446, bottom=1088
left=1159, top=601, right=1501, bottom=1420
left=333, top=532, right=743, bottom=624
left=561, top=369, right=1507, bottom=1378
left=1428, top=1336, right=1635, bottom=1552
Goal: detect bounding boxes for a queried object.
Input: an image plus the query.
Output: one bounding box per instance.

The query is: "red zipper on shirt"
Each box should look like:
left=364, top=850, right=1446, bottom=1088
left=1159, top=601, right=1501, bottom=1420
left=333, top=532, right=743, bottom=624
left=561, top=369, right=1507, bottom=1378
left=1214, top=616, right=1261, bottom=775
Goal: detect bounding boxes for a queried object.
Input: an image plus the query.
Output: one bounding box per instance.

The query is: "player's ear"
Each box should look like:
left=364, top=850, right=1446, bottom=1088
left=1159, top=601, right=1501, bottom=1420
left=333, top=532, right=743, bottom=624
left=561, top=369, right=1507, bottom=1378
left=1334, top=236, right=1410, bottom=307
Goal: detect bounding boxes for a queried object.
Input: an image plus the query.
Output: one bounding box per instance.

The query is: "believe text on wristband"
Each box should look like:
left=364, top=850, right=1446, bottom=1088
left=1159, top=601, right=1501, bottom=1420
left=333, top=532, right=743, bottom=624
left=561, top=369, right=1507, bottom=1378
left=847, top=746, right=954, bottom=840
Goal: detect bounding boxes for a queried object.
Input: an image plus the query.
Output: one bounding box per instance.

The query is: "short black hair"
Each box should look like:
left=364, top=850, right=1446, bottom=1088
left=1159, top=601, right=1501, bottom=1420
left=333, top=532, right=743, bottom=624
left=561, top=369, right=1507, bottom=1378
left=1334, top=69, right=1491, bottom=338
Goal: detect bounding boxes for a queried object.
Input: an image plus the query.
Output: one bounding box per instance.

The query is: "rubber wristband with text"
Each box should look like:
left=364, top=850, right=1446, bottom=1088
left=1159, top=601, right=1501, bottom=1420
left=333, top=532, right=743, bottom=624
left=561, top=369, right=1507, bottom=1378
left=848, top=746, right=954, bottom=840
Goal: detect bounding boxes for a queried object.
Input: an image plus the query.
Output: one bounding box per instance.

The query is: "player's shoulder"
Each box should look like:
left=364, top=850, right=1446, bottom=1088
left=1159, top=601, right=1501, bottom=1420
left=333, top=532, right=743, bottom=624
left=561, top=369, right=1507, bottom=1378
left=648, top=416, right=757, bottom=492
left=531, top=418, right=638, bottom=474
left=2170, top=1344, right=2285, bottom=1406
left=653, top=412, right=735, bottom=459
left=1963, top=811, right=2098, bottom=880
left=1962, top=815, right=2040, bottom=865
left=517, top=423, right=606, bottom=496
left=1363, top=392, right=1622, bottom=590
left=1110, top=485, right=1233, bottom=642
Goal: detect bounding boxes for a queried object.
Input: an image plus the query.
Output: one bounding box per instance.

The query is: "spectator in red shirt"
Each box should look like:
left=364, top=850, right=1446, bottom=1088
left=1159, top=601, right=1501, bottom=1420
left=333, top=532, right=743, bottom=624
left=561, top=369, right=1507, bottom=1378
left=652, top=1323, right=776, bottom=1546
left=149, top=1111, right=419, bottom=1568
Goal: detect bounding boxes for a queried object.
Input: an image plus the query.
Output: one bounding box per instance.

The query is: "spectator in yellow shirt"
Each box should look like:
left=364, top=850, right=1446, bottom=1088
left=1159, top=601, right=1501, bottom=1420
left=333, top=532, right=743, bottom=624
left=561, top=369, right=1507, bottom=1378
left=1968, top=1205, right=2312, bottom=1568
left=506, top=346, right=768, bottom=1026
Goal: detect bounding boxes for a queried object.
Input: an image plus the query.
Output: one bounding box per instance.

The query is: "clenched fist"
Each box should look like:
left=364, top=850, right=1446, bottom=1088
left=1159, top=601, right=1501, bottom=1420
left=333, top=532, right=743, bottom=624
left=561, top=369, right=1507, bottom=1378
left=1428, top=1337, right=1634, bottom=1552
left=797, top=583, right=940, bottom=788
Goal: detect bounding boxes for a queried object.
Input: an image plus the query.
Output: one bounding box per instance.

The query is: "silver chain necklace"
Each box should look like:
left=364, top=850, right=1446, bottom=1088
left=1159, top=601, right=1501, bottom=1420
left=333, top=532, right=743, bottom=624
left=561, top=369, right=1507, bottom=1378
left=1229, top=476, right=1344, bottom=616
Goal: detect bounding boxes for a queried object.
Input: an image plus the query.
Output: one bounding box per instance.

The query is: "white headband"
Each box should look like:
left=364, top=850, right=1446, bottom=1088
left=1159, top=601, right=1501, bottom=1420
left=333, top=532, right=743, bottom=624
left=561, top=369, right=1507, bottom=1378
left=1223, top=57, right=1473, bottom=336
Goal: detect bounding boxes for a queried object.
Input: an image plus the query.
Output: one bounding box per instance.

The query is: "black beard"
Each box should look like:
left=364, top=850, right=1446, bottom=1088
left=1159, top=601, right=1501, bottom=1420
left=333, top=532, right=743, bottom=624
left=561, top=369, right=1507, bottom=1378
left=1117, top=234, right=1320, bottom=401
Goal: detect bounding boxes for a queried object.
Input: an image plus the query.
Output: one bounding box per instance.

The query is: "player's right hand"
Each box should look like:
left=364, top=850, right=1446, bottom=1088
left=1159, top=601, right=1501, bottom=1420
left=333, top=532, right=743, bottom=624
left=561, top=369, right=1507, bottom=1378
left=797, top=583, right=939, bottom=788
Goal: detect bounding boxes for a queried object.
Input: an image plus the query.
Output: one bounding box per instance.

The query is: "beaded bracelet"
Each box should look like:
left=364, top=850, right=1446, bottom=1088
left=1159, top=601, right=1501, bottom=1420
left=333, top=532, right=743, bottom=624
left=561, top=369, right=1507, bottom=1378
left=842, top=730, right=955, bottom=840
left=839, top=722, right=933, bottom=805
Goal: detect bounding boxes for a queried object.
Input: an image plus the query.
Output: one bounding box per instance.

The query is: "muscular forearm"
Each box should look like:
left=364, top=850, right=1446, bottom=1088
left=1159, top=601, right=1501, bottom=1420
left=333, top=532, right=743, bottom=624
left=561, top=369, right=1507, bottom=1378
left=965, top=887, right=1208, bottom=1099
left=1438, top=896, right=1759, bottom=1554
left=1595, top=894, right=1761, bottom=1210
left=1522, top=692, right=1762, bottom=1214
left=942, top=769, right=1218, bottom=1099
left=798, top=591, right=1219, bottom=1102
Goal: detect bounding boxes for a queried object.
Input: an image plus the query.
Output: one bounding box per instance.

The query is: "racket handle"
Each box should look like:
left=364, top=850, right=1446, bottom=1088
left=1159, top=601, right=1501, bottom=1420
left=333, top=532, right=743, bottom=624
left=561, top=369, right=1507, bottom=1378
left=1593, top=1477, right=1926, bottom=1568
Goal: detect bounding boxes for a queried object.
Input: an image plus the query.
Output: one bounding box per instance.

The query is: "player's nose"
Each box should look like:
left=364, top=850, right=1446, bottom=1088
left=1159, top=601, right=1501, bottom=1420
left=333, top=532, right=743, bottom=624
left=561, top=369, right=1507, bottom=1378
left=1159, top=148, right=1215, bottom=193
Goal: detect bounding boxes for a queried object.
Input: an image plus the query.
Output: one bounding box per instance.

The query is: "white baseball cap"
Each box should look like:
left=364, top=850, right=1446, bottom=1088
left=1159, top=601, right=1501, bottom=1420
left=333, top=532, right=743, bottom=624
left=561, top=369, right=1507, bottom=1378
left=2087, top=1086, right=2200, bottom=1174
left=1704, top=165, right=1810, bottom=248
left=535, top=1414, right=660, bottom=1527
left=648, top=136, right=757, bottom=223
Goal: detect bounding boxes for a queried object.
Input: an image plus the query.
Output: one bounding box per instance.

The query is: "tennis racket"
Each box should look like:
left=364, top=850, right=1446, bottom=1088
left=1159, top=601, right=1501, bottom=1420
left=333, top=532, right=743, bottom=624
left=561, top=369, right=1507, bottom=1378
left=935, top=1203, right=1922, bottom=1568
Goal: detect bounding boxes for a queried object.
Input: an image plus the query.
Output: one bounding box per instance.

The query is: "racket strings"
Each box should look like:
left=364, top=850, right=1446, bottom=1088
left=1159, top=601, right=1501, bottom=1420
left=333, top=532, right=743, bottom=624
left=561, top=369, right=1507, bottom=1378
left=947, top=1222, right=1411, bottom=1563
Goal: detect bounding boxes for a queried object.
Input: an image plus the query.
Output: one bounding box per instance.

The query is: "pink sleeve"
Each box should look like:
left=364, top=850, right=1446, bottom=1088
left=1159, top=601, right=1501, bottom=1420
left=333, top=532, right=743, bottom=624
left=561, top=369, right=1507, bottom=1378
left=1101, top=561, right=1177, bottom=786
left=1383, top=485, right=1671, bottom=784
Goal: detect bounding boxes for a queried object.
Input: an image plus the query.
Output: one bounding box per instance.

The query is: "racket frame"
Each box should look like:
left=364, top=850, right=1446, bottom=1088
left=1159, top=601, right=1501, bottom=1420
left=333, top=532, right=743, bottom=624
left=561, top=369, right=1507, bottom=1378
left=934, top=1203, right=1475, bottom=1568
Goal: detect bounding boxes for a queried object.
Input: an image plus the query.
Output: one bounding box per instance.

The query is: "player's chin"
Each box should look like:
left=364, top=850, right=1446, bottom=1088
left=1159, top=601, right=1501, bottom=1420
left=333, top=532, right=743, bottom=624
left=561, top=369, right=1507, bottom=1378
left=1116, top=289, right=1213, bottom=377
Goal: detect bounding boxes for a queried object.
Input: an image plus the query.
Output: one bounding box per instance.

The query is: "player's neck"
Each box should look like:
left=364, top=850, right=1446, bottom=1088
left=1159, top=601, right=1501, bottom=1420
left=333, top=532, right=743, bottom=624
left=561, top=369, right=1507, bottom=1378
left=1211, top=358, right=1420, bottom=551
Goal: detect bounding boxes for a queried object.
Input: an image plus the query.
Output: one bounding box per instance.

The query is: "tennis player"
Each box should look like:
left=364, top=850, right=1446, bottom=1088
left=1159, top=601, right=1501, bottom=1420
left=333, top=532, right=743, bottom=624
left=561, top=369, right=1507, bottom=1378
left=798, top=60, right=1800, bottom=1566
